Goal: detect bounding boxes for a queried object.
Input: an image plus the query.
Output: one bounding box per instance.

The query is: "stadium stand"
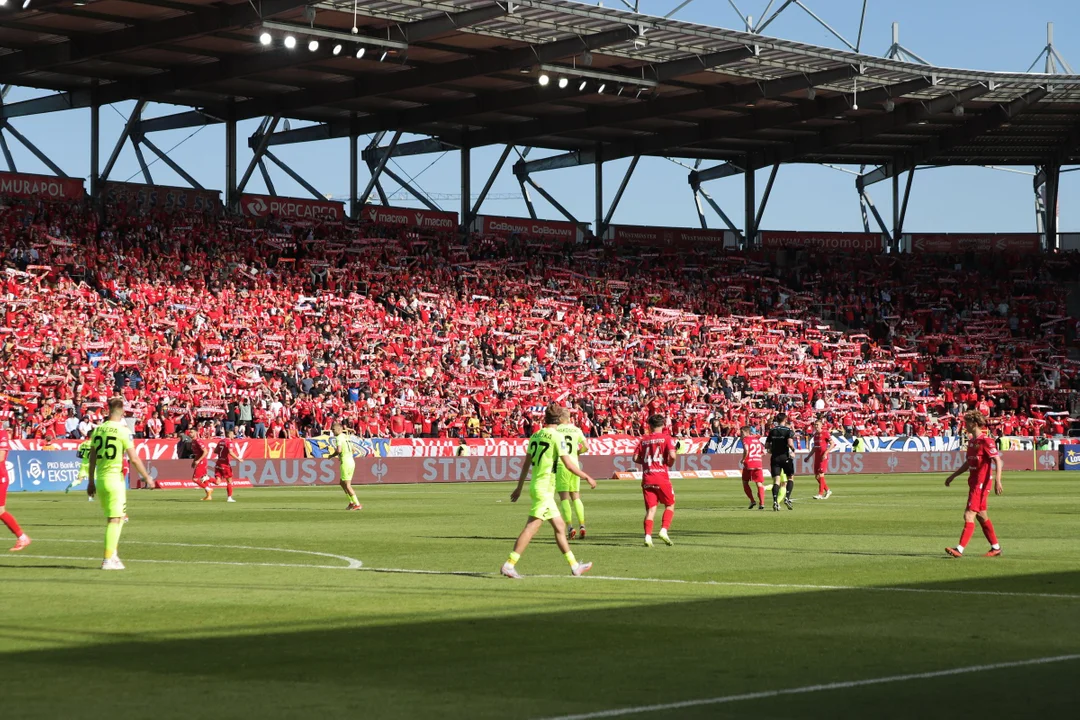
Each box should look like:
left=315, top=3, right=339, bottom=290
left=1, top=194, right=1077, bottom=443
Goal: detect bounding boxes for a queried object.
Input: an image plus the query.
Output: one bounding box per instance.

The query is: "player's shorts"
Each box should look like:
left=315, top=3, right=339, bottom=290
left=193, top=461, right=208, bottom=479
left=642, top=482, right=675, bottom=508
left=341, top=463, right=355, bottom=485
left=98, top=476, right=127, bottom=519
left=529, top=493, right=560, bottom=521
left=214, top=461, right=233, bottom=480
left=742, top=468, right=763, bottom=484
left=966, top=479, right=991, bottom=513
left=555, top=472, right=580, bottom=493
left=0, top=476, right=9, bottom=505
left=814, top=454, right=829, bottom=475
left=771, top=457, right=795, bottom=481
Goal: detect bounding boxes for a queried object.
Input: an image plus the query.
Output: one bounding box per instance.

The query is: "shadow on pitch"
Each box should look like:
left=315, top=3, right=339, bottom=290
left=2, top=571, right=1079, bottom=720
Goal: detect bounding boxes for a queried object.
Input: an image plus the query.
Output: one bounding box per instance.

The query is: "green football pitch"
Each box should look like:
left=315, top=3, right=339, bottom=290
left=2, top=473, right=1078, bottom=720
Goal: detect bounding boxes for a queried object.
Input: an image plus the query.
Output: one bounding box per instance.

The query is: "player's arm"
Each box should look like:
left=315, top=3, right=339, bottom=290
left=577, top=433, right=589, bottom=457
left=511, top=448, right=532, bottom=502
left=944, top=461, right=969, bottom=486
left=740, top=443, right=749, bottom=467
left=991, top=452, right=1004, bottom=495
left=665, top=440, right=677, bottom=468
left=86, top=443, right=98, bottom=497
left=828, top=435, right=842, bottom=454
left=192, top=446, right=208, bottom=467
left=560, top=453, right=597, bottom=489
left=125, top=446, right=156, bottom=489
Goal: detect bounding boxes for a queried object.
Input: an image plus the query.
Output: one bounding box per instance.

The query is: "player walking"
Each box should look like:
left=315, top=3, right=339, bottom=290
left=944, top=410, right=1004, bottom=558
left=811, top=420, right=839, bottom=500
left=87, top=398, right=154, bottom=570
left=766, top=414, right=796, bottom=511
left=556, top=409, right=590, bottom=539
left=740, top=427, right=766, bottom=510
left=0, top=421, right=31, bottom=552
left=501, top=403, right=596, bottom=579
left=191, top=428, right=214, bottom=501
left=213, top=430, right=241, bottom=503
left=329, top=421, right=362, bottom=511
left=633, top=414, right=677, bottom=547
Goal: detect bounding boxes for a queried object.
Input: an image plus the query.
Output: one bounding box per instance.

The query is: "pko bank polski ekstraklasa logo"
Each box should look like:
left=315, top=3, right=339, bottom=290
left=26, top=458, right=80, bottom=486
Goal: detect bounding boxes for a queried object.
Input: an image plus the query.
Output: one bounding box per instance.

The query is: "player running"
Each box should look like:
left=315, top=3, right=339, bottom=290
left=633, top=414, right=677, bottom=547
left=740, top=426, right=766, bottom=510
left=0, top=421, right=31, bottom=552
left=329, top=421, right=362, bottom=511
left=944, top=410, right=1004, bottom=558
left=811, top=420, right=840, bottom=500
left=67, top=442, right=94, bottom=500
left=556, top=409, right=590, bottom=539
left=87, top=397, right=154, bottom=570
left=191, top=428, right=214, bottom=501
left=213, top=430, right=241, bottom=503
left=501, top=403, right=596, bottom=579
left=766, top=414, right=796, bottom=511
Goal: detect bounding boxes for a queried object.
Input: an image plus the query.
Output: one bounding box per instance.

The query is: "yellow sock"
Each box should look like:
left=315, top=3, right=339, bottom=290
left=563, top=551, right=578, bottom=567
left=104, top=521, right=123, bottom=559
left=507, top=551, right=521, bottom=566
left=573, top=499, right=586, bottom=526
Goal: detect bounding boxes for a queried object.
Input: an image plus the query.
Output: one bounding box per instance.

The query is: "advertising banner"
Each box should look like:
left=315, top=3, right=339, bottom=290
left=759, top=231, right=884, bottom=252
left=103, top=181, right=221, bottom=213
left=239, top=193, right=344, bottom=222
left=606, top=225, right=728, bottom=246
left=0, top=171, right=85, bottom=201
left=144, top=459, right=335, bottom=489
left=1063, top=445, right=1080, bottom=471
left=475, top=214, right=584, bottom=242
left=6, top=451, right=81, bottom=492
left=361, top=204, right=458, bottom=231
left=6, top=438, right=303, bottom=461
left=906, top=233, right=1041, bottom=254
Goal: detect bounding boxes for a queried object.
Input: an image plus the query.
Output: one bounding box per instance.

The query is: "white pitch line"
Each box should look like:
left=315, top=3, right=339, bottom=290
left=12, top=554, right=357, bottom=570
left=17, top=539, right=363, bottom=570
left=533, top=654, right=1080, bottom=720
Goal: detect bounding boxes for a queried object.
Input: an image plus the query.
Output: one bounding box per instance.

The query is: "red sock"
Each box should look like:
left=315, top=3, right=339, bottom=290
left=959, top=521, right=975, bottom=549
left=757, top=484, right=765, bottom=506
left=644, top=519, right=653, bottom=536
left=1, top=511, right=23, bottom=537
left=227, top=482, right=234, bottom=498
left=661, top=508, right=674, bottom=530
left=742, top=481, right=754, bottom=501
left=978, top=517, right=998, bottom=545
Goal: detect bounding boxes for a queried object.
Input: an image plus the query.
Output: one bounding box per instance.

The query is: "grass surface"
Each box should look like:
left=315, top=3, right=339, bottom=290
left=1, top=473, right=1078, bottom=719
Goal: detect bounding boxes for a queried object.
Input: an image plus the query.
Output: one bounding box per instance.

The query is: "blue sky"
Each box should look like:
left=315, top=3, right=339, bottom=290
left=4, top=0, right=1080, bottom=232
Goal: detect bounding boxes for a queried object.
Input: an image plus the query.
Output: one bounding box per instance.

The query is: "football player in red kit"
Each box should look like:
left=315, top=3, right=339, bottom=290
left=740, top=426, right=766, bottom=510
left=214, top=430, right=241, bottom=503
left=0, top=422, right=31, bottom=551
left=811, top=420, right=839, bottom=500
left=944, top=410, right=1004, bottom=557
left=191, top=427, right=214, bottom=501
left=632, top=414, right=677, bottom=547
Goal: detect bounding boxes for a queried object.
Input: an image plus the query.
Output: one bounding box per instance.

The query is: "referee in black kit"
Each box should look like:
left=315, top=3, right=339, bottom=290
left=766, top=413, right=796, bottom=511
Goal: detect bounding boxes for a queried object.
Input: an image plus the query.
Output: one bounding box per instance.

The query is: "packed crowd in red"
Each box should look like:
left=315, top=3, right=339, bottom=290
left=1, top=193, right=1077, bottom=442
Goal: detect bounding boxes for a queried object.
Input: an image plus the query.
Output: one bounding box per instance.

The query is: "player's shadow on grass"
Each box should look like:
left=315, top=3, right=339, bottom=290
left=3, top=571, right=1079, bottom=720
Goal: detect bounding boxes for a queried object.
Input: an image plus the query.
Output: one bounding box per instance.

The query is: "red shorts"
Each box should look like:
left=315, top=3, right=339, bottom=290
left=814, top=454, right=828, bottom=475
left=193, top=462, right=208, bottom=479
left=966, top=480, right=991, bottom=513
left=0, top=476, right=8, bottom=505
left=215, top=462, right=233, bottom=480
left=643, top=482, right=675, bottom=508
left=742, top=468, right=763, bottom=484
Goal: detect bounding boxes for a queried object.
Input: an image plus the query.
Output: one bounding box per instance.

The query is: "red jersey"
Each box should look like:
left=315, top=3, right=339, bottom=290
left=192, top=439, right=207, bottom=460
left=216, top=439, right=233, bottom=463
left=0, top=428, right=9, bottom=482
left=742, top=436, right=763, bottom=469
left=814, top=431, right=831, bottom=457
left=633, top=432, right=675, bottom=485
left=966, top=435, right=999, bottom=488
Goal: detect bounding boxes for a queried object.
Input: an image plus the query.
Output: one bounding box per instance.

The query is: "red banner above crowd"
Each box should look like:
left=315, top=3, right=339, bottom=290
left=474, top=214, right=584, bottom=242
left=906, top=233, right=1041, bottom=253
left=104, top=181, right=221, bottom=213
left=0, top=171, right=85, bottom=201
left=361, top=204, right=458, bottom=231
left=606, top=225, right=729, bottom=246
left=239, top=193, right=344, bottom=222
left=759, top=231, right=884, bottom=252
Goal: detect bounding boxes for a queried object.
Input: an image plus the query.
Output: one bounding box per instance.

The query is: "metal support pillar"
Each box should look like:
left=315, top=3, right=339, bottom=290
left=360, top=130, right=401, bottom=206
left=519, top=175, right=537, bottom=219
left=132, top=141, right=153, bottom=185
left=264, top=150, right=324, bottom=200
left=381, top=166, right=441, bottom=212
left=139, top=135, right=204, bottom=189
left=101, top=100, right=145, bottom=183
left=239, top=116, right=280, bottom=194
left=3, top=121, right=69, bottom=177
left=859, top=190, right=893, bottom=247
left=744, top=163, right=756, bottom=248
left=897, top=169, right=914, bottom=244
left=695, top=183, right=739, bottom=234
left=258, top=160, right=276, bottom=197
left=594, top=147, right=603, bottom=238
left=89, top=89, right=100, bottom=199
left=891, top=171, right=900, bottom=250
left=225, top=102, right=237, bottom=208
left=1039, top=163, right=1061, bottom=250
left=349, top=118, right=358, bottom=219
left=754, top=163, right=778, bottom=234
left=521, top=175, right=580, bottom=224
left=602, top=155, right=639, bottom=233
left=468, top=144, right=514, bottom=226
left=0, top=131, right=14, bottom=172
left=694, top=187, right=708, bottom=229
left=460, top=146, right=471, bottom=227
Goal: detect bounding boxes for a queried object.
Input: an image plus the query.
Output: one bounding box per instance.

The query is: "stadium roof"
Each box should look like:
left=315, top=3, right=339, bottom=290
left=3, top=0, right=1080, bottom=179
